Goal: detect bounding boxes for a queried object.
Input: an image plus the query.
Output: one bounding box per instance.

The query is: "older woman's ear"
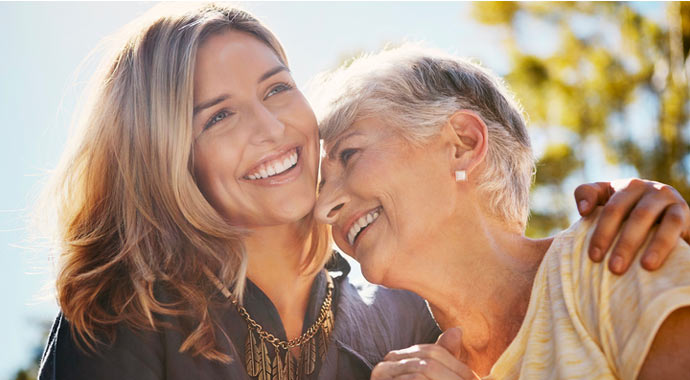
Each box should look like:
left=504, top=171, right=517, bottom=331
left=446, top=110, right=489, bottom=179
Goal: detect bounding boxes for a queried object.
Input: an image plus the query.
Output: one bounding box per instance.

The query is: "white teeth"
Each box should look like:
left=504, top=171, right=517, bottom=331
left=347, top=209, right=380, bottom=246
left=246, top=149, right=299, bottom=180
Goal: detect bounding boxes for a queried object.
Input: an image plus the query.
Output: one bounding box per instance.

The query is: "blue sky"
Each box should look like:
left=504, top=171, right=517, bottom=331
left=0, top=2, right=668, bottom=378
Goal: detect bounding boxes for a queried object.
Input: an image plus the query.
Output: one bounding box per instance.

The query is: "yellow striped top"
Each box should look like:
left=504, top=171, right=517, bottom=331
left=486, top=209, right=690, bottom=380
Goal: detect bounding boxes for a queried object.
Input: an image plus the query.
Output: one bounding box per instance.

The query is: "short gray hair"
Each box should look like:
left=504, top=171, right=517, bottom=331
left=310, top=45, right=535, bottom=230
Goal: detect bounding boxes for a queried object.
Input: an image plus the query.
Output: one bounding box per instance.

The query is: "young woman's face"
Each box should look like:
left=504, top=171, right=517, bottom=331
left=315, top=118, right=457, bottom=285
left=192, top=30, right=320, bottom=228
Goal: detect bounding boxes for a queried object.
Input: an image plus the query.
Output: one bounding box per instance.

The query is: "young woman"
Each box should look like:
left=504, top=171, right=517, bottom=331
left=39, top=4, right=689, bottom=380
left=314, top=45, right=690, bottom=379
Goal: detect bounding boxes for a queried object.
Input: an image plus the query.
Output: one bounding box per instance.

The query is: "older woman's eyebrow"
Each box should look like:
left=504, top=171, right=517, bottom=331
left=327, top=131, right=363, bottom=160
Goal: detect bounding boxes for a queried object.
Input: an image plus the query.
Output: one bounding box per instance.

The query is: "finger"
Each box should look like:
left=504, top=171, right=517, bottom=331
left=396, top=358, right=475, bottom=380
left=384, top=344, right=451, bottom=363
left=371, top=361, right=395, bottom=380
left=574, top=182, right=614, bottom=216
left=393, top=375, right=430, bottom=380
left=436, top=327, right=465, bottom=361
left=641, top=203, right=688, bottom=270
left=384, top=345, right=471, bottom=378
left=588, top=180, right=648, bottom=261
left=395, top=373, right=478, bottom=380
left=607, top=194, right=669, bottom=274
left=375, top=358, right=462, bottom=380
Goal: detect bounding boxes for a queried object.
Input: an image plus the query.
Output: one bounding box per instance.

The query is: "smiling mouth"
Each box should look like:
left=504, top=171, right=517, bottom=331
left=347, top=207, right=381, bottom=246
left=244, top=147, right=299, bottom=180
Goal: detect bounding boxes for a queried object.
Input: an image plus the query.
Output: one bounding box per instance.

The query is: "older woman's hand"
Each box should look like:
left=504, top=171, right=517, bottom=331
left=371, top=328, right=479, bottom=380
left=573, top=179, right=690, bottom=274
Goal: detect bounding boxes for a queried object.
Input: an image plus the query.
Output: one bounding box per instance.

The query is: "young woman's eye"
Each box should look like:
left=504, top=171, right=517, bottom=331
left=339, top=148, right=358, bottom=165
left=265, top=83, right=293, bottom=99
left=204, top=110, right=233, bottom=130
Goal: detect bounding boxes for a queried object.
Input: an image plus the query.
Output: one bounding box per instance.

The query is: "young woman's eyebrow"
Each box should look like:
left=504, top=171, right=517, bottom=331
left=193, top=94, right=230, bottom=117
left=258, top=65, right=289, bottom=83
left=192, top=66, right=288, bottom=117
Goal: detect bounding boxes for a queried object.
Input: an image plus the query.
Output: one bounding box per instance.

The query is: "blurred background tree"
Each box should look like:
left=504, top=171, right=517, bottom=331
left=11, top=320, right=49, bottom=380
left=472, top=2, right=690, bottom=237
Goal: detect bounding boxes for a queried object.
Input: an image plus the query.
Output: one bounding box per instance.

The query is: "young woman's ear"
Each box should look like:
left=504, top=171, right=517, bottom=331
left=443, top=110, right=489, bottom=181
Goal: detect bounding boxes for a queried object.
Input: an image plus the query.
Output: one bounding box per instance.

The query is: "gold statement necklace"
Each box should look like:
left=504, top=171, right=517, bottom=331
left=207, top=270, right=335, bottom=380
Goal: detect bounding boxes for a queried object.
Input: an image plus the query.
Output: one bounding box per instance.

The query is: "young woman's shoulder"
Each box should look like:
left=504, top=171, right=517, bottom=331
left=38, top=310, right=249, bottom=380
left=332, top=272, right=441, bottom=366
left=38, top=312, right=165, bottom=380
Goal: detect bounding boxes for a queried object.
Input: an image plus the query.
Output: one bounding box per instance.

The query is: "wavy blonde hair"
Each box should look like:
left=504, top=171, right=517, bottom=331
left=47, top=2, right=331, bottom=362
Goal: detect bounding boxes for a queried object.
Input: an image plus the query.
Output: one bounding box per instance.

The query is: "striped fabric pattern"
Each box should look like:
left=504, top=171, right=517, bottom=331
left=487, top=209, right=690, bottom=380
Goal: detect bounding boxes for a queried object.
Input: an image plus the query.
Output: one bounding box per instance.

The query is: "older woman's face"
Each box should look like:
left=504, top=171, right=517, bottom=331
left=316, top=118, right=458, bottom=284
left=192, top=30, right=320, bottom=228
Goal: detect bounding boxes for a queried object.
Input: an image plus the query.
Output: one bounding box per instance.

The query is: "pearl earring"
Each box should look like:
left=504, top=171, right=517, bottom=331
left=455, top=170, right=466, bottom=182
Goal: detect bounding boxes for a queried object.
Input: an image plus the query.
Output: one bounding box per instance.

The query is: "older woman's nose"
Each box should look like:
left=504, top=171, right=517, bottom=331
left=315, top=186, right=349, bottom=225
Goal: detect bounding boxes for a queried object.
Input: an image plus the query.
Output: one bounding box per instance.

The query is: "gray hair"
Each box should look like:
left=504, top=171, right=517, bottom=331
left=310, top=45, right=535, bottom=230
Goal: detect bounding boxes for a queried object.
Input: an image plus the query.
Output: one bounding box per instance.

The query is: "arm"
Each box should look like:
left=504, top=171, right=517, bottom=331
left=637, top=306, right=690, bottom=380
left=574, top=220, right=690, bottom=380
left=574, top=178, right=690, bottom=274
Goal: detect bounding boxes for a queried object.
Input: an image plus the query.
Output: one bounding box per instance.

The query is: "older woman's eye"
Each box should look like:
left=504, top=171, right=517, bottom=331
left=339, top=148, right=358, bottom=165
left=265, top=83, right=293, bottom=100
left=204, top=110, right=233, bottom=130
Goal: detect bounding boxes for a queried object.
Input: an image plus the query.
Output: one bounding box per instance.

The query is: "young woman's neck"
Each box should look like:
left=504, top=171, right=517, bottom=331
left=388, top=203, right=552, bottom=376
left=244, top=222, right=318, bottom=341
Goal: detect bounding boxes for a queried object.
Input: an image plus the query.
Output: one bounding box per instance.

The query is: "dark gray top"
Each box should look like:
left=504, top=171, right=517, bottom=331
left=38, top=253, right=441, bottom=380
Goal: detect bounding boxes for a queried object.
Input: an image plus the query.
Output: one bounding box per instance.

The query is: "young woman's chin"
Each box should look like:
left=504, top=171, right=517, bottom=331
left=240, top=188, right=317, bottom=228
left=269, top=195, right=317, bottom=225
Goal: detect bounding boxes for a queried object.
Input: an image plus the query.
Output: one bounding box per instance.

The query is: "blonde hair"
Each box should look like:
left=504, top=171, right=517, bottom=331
left=47, top=2, right=331, bottom=362
left=312, top=45, right=534, bottom=230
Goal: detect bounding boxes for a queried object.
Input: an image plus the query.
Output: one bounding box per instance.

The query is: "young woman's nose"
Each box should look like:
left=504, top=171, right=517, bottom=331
left=249, top=103, right=285, bottom=145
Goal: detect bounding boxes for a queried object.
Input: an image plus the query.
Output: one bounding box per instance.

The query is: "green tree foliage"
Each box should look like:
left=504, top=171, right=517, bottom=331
left=473, top=2, right=690, bottom=237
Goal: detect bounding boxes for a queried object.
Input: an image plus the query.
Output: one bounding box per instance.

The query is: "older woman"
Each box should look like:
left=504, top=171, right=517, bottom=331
left=314, top=46, right=690, bottom=379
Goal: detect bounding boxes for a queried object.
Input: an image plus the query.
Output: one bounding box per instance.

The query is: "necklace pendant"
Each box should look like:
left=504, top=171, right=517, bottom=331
left=257, top=338, right=272, bottom=380
left=245, top=328, right=261, bottom=377
left=299, top=334, right=317, bottom=375
left=286, top=350, right=297, bottom=380
left=272, top=349, right=285, bottom=380
left=324, top=308, right=334, bottom=337
left=317, top=328, right=327, bottom=363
